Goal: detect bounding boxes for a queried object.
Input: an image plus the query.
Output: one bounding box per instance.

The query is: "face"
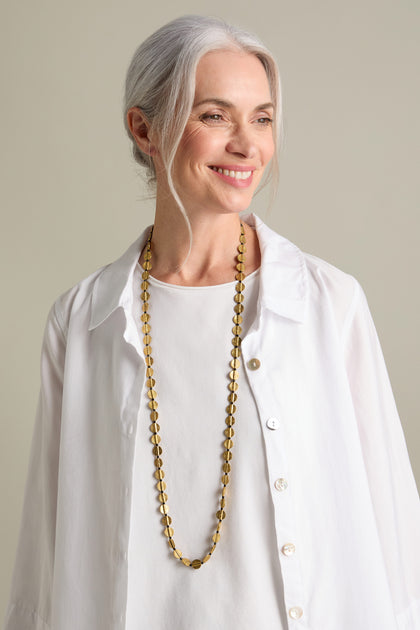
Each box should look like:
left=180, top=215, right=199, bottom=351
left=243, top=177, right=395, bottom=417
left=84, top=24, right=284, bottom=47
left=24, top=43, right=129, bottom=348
left=154, top=49, right=275, bottom=217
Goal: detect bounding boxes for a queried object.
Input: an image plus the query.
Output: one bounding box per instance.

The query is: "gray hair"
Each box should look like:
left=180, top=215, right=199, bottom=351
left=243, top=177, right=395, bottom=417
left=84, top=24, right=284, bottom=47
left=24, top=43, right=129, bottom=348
left=124, top=15, right=282, bottom=228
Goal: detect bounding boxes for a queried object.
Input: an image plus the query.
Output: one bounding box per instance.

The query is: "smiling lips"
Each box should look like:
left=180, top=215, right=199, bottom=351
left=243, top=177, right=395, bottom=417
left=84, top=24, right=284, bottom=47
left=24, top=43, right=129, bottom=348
left=209, top=165, right=254, bottom=187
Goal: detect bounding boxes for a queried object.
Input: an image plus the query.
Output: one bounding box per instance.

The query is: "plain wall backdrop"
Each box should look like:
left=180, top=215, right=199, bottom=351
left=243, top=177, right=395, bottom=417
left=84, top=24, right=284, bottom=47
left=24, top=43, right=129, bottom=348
left=1, top=0, right=419, bottom=617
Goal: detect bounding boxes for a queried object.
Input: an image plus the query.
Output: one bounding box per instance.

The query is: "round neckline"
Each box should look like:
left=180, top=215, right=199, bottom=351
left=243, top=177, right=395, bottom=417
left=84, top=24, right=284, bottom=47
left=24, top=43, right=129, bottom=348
left=135, top=262, right=260, bottom=291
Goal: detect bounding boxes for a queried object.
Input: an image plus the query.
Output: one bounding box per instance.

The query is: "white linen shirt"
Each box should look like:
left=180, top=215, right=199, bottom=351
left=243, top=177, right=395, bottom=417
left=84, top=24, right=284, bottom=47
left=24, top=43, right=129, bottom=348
left=4, top=213, right=420, bottom=630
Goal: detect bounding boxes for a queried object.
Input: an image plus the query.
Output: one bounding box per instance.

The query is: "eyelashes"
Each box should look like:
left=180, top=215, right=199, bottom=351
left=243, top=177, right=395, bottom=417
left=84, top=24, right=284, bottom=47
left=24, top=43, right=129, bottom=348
left=199, top=113, right=273, bottom=126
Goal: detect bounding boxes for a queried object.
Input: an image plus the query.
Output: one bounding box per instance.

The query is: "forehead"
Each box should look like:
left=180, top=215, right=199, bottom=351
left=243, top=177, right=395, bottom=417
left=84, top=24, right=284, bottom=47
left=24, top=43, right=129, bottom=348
left=194, top=50, right=272, bottom=103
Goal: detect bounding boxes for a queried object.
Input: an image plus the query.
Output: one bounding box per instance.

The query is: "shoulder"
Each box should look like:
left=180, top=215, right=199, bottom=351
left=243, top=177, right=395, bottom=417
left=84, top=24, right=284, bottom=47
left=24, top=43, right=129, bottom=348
left=249, top=213, right=362, bottom=329
left=50, top=265, right=109, bottom=340
left=48, top=227, right=150, bottom=338
left=302, top=252, right=363, bottom=333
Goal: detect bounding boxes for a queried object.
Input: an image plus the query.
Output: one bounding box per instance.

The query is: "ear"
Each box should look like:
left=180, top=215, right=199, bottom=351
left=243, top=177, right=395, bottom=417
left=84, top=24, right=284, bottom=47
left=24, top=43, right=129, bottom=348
left=126, top=107, right=157, bottom=156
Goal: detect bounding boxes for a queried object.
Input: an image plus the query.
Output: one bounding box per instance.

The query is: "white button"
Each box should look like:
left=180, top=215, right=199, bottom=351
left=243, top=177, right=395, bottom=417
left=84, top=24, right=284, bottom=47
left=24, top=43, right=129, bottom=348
left=127, top=424, right=134, bottom=436
left=247, top=358, right=261, bottom=370
left=274, top=478, right=288, bottom=492
left=124, top=486, right=129, bottom=497
left=266, top=417, right=280, bottom=430
left=282, top=543, right=296, bottom=556
left=289, top=607, right=303, bottom=620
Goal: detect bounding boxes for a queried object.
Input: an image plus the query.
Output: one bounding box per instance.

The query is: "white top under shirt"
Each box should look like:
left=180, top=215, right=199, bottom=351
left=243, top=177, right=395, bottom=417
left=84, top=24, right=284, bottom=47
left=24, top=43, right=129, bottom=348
left=127, top=262, right=288, bottom=630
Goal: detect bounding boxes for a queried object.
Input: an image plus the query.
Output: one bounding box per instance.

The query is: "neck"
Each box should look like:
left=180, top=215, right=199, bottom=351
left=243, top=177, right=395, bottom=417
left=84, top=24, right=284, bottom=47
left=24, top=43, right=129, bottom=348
left=141, top=203, right=260, bottom=286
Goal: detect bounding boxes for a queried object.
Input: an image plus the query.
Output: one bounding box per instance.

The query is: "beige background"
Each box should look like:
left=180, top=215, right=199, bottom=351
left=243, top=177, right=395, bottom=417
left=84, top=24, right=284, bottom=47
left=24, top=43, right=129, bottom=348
left=1, top=0, right=419, bottom=616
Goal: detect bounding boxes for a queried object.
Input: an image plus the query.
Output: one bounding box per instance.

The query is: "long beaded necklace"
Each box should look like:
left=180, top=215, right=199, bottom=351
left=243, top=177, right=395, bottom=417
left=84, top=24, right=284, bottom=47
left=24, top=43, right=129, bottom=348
left=140, top=223, right=246, bottom=569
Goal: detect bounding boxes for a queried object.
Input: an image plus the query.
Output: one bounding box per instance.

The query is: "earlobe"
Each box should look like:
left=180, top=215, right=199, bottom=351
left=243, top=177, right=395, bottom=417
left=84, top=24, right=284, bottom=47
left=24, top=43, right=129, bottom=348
left=127, top=107, right=154, bottom=155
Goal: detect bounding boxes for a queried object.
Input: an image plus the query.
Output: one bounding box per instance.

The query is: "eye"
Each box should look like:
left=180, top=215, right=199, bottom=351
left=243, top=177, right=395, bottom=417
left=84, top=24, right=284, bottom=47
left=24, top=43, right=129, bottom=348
left=200, top=113, right=224, bottom=123
left=256, top=117, right=273, bottom=126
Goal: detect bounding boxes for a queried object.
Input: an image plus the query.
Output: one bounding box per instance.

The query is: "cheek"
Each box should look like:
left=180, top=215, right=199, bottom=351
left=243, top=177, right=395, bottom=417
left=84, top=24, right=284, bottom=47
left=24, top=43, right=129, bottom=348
left=263, top=135, right=275, bottom=162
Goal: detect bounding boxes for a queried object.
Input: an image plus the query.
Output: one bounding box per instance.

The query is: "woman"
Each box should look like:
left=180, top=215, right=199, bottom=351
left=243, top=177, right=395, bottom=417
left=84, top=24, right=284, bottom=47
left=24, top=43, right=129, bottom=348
left=4, top=15, right=420, bottom=630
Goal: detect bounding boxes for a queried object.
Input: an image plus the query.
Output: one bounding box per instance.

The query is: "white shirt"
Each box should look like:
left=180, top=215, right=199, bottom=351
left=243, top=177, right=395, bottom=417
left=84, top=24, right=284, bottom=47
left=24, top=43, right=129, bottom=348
left=127, top=266, right=289, bottom=629
left=4, top=214, right=420, bottom=630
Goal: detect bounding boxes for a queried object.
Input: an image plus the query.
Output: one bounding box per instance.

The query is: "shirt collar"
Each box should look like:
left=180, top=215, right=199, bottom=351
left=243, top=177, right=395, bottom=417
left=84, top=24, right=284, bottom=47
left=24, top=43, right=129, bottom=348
left=88, top=213, right=307, bottom=331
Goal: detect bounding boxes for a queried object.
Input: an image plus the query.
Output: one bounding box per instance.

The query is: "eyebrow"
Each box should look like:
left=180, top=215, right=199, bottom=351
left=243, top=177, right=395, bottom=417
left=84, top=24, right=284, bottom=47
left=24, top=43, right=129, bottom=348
left=193, top=98, right=274, bottom=111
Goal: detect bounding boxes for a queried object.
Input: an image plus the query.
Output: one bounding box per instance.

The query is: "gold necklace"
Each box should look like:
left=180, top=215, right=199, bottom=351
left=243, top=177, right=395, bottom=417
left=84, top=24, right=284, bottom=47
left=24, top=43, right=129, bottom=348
left=140, top=223, right=246, bottom=569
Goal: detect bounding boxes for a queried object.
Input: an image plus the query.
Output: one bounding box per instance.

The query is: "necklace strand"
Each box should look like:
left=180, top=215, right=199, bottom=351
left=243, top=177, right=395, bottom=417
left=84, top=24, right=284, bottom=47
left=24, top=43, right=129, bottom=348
left=140, top=223, right=246, bottom=569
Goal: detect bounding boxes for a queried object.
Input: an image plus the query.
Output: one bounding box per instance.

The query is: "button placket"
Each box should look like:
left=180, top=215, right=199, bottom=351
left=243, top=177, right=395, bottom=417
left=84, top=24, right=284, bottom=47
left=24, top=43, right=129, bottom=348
left=242, top=340, right=305, bottom=625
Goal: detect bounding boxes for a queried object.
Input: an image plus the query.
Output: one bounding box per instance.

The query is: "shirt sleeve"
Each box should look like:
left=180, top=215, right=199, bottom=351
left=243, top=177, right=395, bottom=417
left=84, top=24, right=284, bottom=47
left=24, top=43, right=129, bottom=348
left=343, top=282, right=420, bottom=630
left=3, top=302, right=66, bottom=630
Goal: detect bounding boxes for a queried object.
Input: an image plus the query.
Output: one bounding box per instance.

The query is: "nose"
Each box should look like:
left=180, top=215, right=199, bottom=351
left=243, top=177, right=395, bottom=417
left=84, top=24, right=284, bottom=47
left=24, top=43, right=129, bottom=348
left=225, top=124, right=256, bottom=159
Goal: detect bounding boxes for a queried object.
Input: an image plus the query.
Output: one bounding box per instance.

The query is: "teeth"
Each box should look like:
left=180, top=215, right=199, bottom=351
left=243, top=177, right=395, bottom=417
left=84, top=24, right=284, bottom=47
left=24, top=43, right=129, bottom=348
left=211, top=167, right=252, bottom=180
